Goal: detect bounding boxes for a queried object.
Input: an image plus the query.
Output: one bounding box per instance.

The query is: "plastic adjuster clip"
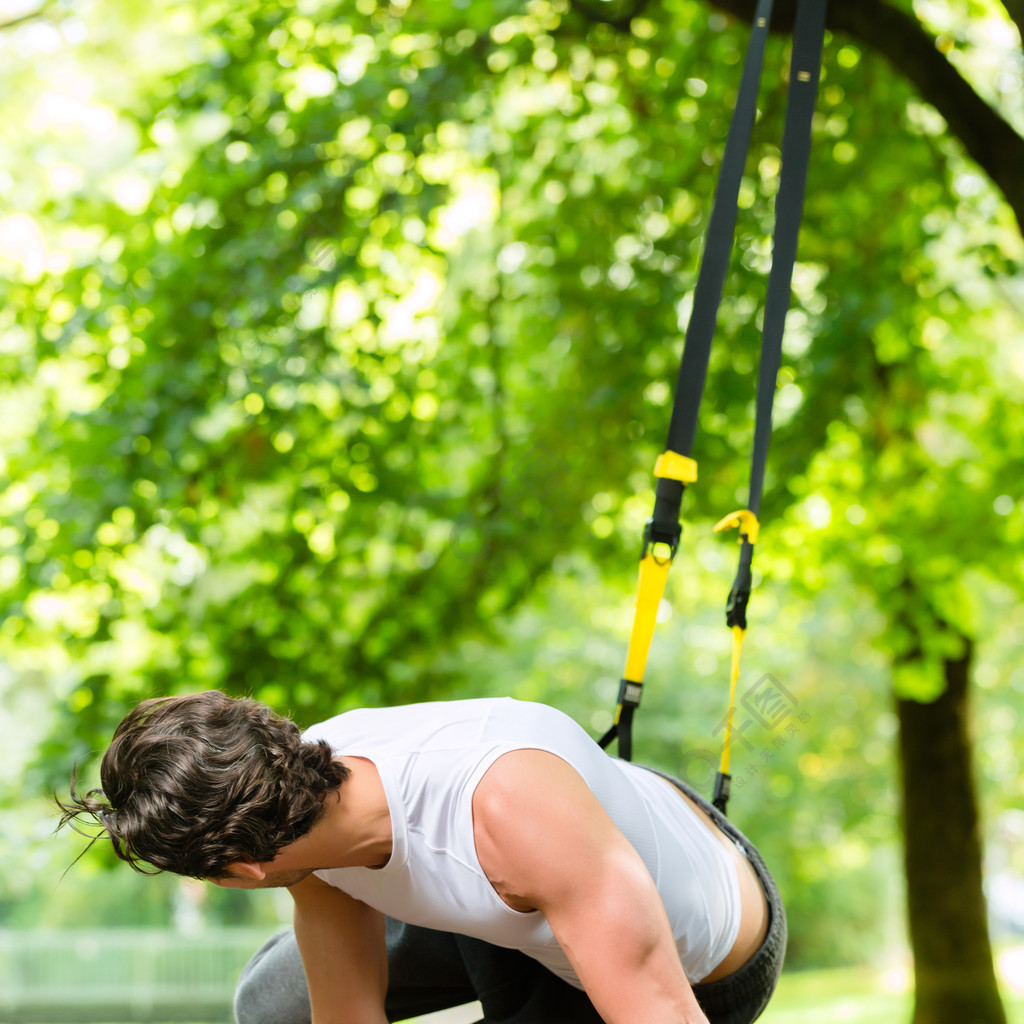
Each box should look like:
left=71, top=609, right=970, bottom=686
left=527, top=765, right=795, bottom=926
left=642, top=517, right=682, bottom=561
left=712, top=771, right=731, bottom=815
left=617, top=679, right=643, bottom=709
left=725, top=586, right=751, bottom=631
left=654, top=451, right=698, bottom=484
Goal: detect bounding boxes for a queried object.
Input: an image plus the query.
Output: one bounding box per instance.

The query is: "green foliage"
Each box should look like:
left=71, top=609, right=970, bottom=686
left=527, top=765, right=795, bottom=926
left=1, top=0, right=1022, bottom=969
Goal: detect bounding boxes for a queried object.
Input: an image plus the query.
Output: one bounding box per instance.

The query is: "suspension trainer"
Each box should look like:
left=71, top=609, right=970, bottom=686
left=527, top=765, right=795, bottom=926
left=599, top=0, right=828, bottom=817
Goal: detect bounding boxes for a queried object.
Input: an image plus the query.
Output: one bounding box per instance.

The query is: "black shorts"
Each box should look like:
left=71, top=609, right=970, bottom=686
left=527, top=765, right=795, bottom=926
left=644, top=767, right=788, bottom=1024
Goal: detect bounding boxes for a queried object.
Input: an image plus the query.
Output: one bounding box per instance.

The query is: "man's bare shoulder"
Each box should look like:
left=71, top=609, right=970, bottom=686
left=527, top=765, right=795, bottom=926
left=471, top=750, right=614, bottom=908
left=472, top=748, right=587, bottom=822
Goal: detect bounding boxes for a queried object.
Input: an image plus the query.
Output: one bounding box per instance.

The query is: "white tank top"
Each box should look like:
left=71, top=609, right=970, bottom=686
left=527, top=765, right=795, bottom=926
left=306, top=698, right=741, bottom=986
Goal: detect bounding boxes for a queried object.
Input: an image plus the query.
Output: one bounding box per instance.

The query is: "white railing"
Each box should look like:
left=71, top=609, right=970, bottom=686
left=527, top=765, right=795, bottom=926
left=0, top=928, right=279, bottom=1023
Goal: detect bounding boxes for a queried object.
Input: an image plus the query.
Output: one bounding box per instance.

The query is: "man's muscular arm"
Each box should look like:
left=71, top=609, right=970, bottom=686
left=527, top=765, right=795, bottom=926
left=473, top=749, right=711, bottom=1024
left=289, top=873, right=389, bottom=1024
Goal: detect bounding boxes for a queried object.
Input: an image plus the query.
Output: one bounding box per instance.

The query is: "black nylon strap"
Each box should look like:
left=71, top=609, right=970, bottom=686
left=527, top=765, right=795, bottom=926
left=600, top=704, right=636, bottom=762
left=648, top=0, right=775, bottom=545
left=726, top=0, right=827, bottom=634
left=607, top=0, right=777, bottom=762
left=747, top=0, right=828, bottom=519
left=607, top=0, right=827, bottom=767
left=598, top=679, right=642, bottom=756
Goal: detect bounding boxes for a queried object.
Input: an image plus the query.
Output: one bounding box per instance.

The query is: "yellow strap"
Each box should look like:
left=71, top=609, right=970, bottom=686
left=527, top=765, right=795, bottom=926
left=713, top=509, right=760, bottom=545
left=654, top=451, right=698, bottom=484
left=719, top=626, right=746, bottom=775
left=622, top=553, right=673, bottom=685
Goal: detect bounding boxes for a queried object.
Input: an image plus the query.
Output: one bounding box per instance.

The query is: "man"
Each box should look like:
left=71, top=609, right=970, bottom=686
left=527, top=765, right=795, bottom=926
left=60, top=691, right=786, bottom=1024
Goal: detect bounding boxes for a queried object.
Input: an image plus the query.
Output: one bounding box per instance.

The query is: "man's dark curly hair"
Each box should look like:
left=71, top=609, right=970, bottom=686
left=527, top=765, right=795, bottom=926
left=57, top=691, right=348, bottom=879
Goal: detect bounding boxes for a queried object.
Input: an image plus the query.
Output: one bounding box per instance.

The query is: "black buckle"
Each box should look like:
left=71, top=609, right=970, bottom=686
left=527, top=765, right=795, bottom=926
left=642, top=518, right=682, bottom=561
left=712, top=771, right=731, bottom=815
left=617, top=679, right=643, bottom=709
left=725, top=586, right=750, bottom=630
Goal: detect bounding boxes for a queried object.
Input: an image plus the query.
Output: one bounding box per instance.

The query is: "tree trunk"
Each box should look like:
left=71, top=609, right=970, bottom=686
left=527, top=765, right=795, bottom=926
left=896, top=638, right=1006, bottom=1024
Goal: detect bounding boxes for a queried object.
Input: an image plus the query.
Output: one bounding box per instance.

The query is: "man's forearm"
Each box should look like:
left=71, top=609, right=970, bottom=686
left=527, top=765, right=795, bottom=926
left=571, top=936, right=710, bottom=1024
left=289, top=876, right=389, bottom=1024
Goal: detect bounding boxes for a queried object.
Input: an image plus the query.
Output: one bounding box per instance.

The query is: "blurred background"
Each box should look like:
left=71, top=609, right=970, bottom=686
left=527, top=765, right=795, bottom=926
left=1, top=0, right=1022, bottom=1022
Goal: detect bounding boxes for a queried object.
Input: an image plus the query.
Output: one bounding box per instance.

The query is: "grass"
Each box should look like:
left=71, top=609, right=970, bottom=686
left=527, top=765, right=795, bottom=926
left=397, top=943, right=1024, bottom=1023
left=760, top=958, right=1024, bottom=1024
left=760, top=965, right=911, bottom=1024
left=400, top=959, right=1024, bottom=1024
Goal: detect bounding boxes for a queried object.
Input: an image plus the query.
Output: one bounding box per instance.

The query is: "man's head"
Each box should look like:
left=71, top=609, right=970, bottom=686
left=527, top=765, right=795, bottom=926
left=58, top=690, right=348, bottom=879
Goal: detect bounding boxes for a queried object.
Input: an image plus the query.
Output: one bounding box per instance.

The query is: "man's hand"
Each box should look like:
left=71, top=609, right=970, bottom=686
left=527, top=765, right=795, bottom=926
left=289, top=873, right=389, bottom=1024
left=473, top=750, right=711, bottom=1024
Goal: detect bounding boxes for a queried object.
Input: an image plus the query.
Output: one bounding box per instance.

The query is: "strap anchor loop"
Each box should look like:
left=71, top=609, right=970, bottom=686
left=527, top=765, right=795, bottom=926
left=642, top=518, right=682, bottom=562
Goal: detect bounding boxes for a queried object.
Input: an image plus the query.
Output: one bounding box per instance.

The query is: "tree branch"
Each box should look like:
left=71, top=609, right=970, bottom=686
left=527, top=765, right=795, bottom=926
left=571, top=0, right=654, bottom=32
left=0, top=3, right=54, bottom=32
left=997, top=0, right=1024, bottom=46
left=705, top=0, right=1024, bottom=233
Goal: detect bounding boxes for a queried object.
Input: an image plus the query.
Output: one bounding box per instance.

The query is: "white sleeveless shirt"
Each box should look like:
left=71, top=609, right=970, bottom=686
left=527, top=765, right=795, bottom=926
left=306, top=697, right=741, bottom=986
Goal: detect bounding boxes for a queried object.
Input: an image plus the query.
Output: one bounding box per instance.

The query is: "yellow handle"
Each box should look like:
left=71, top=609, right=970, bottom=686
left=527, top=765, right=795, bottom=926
left=719, top=625, right=747, bottom=775
left=622, top=553, right=673, bottom=685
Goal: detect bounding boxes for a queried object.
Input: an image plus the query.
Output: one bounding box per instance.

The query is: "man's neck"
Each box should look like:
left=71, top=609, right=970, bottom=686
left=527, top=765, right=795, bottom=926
left=302, top=755, right=394, bottom=870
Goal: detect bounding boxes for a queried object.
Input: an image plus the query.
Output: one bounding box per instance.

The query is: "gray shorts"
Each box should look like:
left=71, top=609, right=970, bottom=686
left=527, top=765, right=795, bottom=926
left=235, top=770, right=785, bottom=1024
